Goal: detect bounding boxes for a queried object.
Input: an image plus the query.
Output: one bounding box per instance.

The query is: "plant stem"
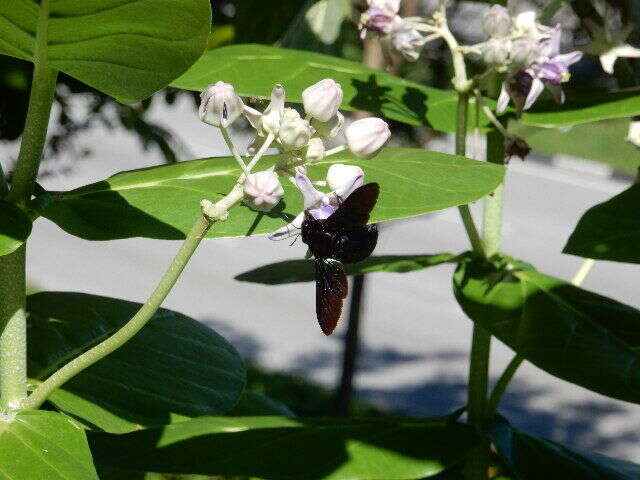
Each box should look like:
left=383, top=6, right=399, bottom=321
left=486, top=354, right=523, bottom=416
left=571, top=258, right=595, bottom=286
left=24, top=215, right=213, bottom=409
left=455, top=93, right=485, bottom=258
left=0, top=247, right=27, bottom=410
left=334, top=274, right=366, bottom=417
left=220, top=127, right=249, bottom=176
left=6, top=0, right=57, bottom=206
left=482, top=128, right=505, bottom=258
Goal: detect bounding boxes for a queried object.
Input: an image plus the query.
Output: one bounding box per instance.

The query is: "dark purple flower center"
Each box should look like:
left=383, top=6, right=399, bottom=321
left=510, top=70, right=533, bottom=97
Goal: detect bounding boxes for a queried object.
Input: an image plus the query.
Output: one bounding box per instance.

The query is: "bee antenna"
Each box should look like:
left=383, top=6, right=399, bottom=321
left=289, top=234, right=300, bottom=247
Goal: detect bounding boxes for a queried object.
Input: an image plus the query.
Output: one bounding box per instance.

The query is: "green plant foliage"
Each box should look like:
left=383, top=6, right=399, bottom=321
left=453, top=257, right=640, bottom=404
left=0, top=0, right=211, bottom=102
left=0, top=200, right=32, bottom=256
left=89, top=416, right=476, bottom=480
left=39, top=148, right=504, bottom=241
left=563, top=184, right=640, bottom=264
left=225, top=391, right=295, bottom=417
left=490, top=417, right=640, bottom=479
left=522, top=87, right=640, bottom=127
left=171, top=43, right=491, bottom=132
left=0, top=410, right=99, bottom=479
left=235, top=254, right=461, bottom=285
left=27, top=292, right=246, bottom=434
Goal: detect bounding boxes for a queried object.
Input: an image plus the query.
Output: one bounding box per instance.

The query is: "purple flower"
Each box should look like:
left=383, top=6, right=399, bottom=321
left=359, top=6, right=399, bottom=38
left=497, top=26, right=583, bottom=114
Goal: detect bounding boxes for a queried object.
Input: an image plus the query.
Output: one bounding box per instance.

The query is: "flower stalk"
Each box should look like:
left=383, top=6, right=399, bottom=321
left=24, top=213, right=214, bottom=409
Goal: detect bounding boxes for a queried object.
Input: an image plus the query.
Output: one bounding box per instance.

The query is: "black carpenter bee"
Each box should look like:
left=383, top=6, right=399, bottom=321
left=301, top=183, right=380, bottom=335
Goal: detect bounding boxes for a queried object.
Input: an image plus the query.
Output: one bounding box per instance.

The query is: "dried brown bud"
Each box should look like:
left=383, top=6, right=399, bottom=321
left=505, top=135, right=531, bottom=161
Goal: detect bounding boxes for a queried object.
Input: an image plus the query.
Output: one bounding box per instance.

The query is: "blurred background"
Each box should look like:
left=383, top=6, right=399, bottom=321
left=1, top=0, right=639, bottom=462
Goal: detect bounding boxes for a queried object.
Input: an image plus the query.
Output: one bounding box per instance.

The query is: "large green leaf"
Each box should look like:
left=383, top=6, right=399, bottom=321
left=0, top=200, right=32, bottom=255
left=27, top=292, right=246, bottom=433
left=89, top=416, right=476, bottom=479
left=453, top=258, right=640, bottom=404
left=0, top=0, right=211, bottom=102
left=490, top=417, right=640, bottom=479
left=563, top=184, right=640, bottom=264
left=171, top=43, right=490, bottom=132
left=0, top=410, right=99, bottom=479
left=521, top=87, right=640, bottom=127
left=235, top=254, right=461, bottom=285
left=39, top=148, right=505, bottom=241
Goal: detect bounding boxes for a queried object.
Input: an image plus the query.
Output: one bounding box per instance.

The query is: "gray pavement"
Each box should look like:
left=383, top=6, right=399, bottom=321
left=2, top=96, right=639, bottom=461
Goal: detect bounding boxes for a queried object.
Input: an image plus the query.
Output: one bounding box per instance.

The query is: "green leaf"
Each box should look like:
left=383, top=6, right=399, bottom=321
left=225, top=391, right=295, bottom=417
left=0, top=200, right=32, bottom=256
left=0, top=0, right=211, bottom=102
left=89, top=416, right=476, bottom=479
left=40, top=148, right=505, bottom=241
left=490, top=417, right=640, bottom=479
left=453, top=258, right=640, bottom=404
left=27, top=292, right=246, bottom=433
left=235, top=254, right=461, bottom=285
left=171, top=44, right=491, bottom=132
left=521, top=87, right=640, bottom=127
left=563, top=184, right=640, bottom=264
left=0, top=410, right=99, bottom=479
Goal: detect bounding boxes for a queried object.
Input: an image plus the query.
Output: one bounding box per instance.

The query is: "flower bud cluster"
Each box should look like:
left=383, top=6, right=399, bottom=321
left=198, top=79, right=390, bottom=217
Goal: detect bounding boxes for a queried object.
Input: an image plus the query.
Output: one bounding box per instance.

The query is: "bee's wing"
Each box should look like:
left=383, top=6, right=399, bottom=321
left=315, top=258, right=348, bottom=335
left=325, top=183, right=379, bottom=229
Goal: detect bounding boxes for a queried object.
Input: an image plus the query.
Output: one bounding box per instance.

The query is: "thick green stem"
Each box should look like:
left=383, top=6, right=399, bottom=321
left=6, top=0, right=57, bottom=205
left=24, top=215, right=213, bottom=409
left=455, top=94, right=485, bottom=258
left=482, top=128, right=505, bottom=257
left=0, top=247, right=27, bottom=410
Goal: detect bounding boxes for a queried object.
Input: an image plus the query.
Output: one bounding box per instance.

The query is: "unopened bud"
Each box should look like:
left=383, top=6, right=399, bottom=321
left=199, top=81, right=244, bottom=128
left=483, top=38, right=510, bottom=65
left=505, top=135, right=531, bottom=161
left=327, top=164, right=365, bottom=198
left=261, top=84, right=286, bottom=135
left=484, top=5, right=512, bottom=38
left=627, top=120, right=640, bottom=148
left=510, top=37, right=539, bottom=68
left=345, top=117, right=391, bottom=158
left=390, top=22, right=426, bottom=61
left=368, top=0, right=401, bottom=12
left=278, top=108, right=313, bottom=151
left=302, top=79, right=343, bottom=122
left=311, top=112, right=345, bottom=139
left=243, top=170, right=285, bottom=212
left=306, top=138, right=325, bottom=162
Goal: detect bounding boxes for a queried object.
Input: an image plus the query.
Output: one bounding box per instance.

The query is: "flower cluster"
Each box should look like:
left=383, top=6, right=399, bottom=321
left=198, top=79, right=390, bottom=232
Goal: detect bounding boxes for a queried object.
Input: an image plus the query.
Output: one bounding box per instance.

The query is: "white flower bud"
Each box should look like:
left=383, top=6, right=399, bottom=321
left=278, top=108, right=313, bottom=151
left=326, top=164, right=365, bottom=199
left=243, top=170, right=285, bottom=212
left=510, top=37, right=539, bottom=68
left=199, top=81, right=244, bottom=128
left=390, top=22, right=426, bottom=61
left=306, top=138, right=325, bottom=162
left=626, top=120, right=640, bottom=148
left=483, top=38, right=511, bottom=65
left=311, top=112, right=345, bottom=139
left=302, top=79, right=343, bottom=122
left=345, top=117, right=391, bottom=159
left=261, top=84, right=286, bottom=135
left=368, top=0, right=401, bottom=13
left=483, top=5, right=512, bottom=38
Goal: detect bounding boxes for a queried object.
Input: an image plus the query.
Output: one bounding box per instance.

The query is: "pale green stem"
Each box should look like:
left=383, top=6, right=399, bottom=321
left=0, top=247, right=27, bottom=411
left=0, top=0, right=57, bottom=411
left=571, top=258, right=595, bottom=286
left=325, top=145, right=347, bottom=156
left=486, top=354, right=524, bottom=416
left=482, top=127, right=505, bottom=258
left=246, top=133, right=275, bottom=172
left=220, top=127, right=249, bottom=176
left=455, top=94, right=486, bottom=258
left=24, top=215, right=213, bottom=409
